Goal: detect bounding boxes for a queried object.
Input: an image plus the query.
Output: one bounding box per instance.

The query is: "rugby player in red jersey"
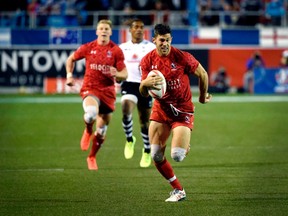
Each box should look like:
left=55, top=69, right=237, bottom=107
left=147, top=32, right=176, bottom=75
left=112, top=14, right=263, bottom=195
left=66, top=19, right=128, bottom=171
left=139, top=24, right=212, bottom=202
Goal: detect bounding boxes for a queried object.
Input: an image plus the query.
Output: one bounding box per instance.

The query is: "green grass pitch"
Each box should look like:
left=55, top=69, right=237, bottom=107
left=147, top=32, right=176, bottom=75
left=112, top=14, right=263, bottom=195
left=0, top=94, right=288, bottom=216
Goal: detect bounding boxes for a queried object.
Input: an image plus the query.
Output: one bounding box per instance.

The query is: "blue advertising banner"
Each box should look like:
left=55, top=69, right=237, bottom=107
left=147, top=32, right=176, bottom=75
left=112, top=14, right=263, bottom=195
left=8, top=28, right=189, bottom=46
left=3, top=27, right=288, bottom=47
left=222, top=29, right=259, bottom=45
left=11, top=29, right=49, bottom=45
left=170, top=29, right=189, bottom=45
left=254, top=67, right=288, bottom=94
left=274, top=68, right=288, bottom=93
left=0, top=28, right=10, bottom=46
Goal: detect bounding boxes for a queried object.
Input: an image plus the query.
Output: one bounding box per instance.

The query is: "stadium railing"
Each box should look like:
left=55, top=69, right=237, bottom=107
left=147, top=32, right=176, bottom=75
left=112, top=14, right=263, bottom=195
left=0, top=10, right=287, bottom=28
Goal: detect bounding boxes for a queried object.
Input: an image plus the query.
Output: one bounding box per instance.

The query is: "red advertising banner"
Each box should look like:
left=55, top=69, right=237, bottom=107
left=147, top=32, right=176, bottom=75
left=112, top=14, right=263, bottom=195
left=43, top=78, right=83, bottom=94
left=209, top=48, right=285, bottom=88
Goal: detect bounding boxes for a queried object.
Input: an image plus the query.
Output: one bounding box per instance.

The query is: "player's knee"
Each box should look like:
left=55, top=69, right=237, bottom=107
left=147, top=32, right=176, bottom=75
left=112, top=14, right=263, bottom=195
left=151, top=144, right=164, bottom=163
left=152, top=152, right=164, bottom=163
left=84, top=106, right=97, bottom=123
left=121, top=94, right=138, bottom=104
left=171, top=147, right=186, bottom=162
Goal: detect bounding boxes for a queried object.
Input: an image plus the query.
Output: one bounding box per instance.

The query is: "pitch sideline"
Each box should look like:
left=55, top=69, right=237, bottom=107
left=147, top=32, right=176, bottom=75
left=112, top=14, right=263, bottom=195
left=0, top=95, right=288, bottom=104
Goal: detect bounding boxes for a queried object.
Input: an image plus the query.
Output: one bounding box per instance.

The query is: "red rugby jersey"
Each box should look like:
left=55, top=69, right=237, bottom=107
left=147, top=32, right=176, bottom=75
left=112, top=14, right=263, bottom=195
left=140, top=46, right=199, bottom=113
left=74, top=40, right=126, bottom=92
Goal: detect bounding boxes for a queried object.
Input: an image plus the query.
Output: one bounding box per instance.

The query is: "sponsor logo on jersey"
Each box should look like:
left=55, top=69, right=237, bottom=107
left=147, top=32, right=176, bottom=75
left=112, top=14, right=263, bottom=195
left=171, top=63, right=176, bottom=69
left=171, top=63, right=177, bottom=71
left=90, top=64, right=111, bottom=74
left=167, top=79, right=181, bottom=90
left=107, top=51, right=112, bottom=58
left=132, top=54, right=138, bottom=59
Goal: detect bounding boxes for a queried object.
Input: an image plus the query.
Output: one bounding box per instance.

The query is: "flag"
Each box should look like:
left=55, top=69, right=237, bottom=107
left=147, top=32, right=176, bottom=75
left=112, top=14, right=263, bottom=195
left=50, top=28, right=80, bottom=45
left=260, top=28, right=288, bottom=47
left=190, top=27, right=220, bottom=44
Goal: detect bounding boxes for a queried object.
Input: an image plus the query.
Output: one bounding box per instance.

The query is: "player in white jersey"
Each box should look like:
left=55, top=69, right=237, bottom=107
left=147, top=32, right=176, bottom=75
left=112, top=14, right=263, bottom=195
left=119, top=18, right=156, bottom=167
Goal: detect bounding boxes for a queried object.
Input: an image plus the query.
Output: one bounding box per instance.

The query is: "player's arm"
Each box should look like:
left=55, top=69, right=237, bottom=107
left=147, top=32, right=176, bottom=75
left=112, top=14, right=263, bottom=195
left=110, top=67, right=128, bottom=82
left=139, top=78, right=150, bottom=97
left=194, top=63, right=212, bottom=103
left=66, top=52, right=76, bottom=86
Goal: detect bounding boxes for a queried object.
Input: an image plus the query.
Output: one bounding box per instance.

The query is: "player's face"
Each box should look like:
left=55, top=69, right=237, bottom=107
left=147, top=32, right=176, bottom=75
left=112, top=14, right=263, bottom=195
left=130, top=21, right=144, bottom=42
left=96, top=23, right=112, bottom=41
left=153, top=34, right=172, bottom=56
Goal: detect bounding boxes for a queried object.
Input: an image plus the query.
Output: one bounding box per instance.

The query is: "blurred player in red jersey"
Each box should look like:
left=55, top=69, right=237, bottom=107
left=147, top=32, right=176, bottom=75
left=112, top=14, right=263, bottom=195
left=119, top=18, right=155, bottom=168
left=139, top=24, right=212, bottom=202
left=66, top=19, right=128, bottom=171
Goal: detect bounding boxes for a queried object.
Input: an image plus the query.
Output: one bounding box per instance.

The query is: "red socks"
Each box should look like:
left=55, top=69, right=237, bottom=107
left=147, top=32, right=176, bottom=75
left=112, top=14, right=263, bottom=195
left=155, top=158, right=182, bottom=190
left=85, top=121, right=94, bottom=134
left=88, top=134, right=104, bottom=157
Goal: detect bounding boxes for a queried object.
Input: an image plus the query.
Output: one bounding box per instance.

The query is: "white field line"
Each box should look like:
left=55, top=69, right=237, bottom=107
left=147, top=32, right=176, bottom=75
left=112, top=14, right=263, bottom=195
left=210, top=95, right=288, bottom=103
left=0, top=95, right=288, bottom=103
left=0, top=97, right=81, bottom=104
left=0, top=168, right=64, bottom=172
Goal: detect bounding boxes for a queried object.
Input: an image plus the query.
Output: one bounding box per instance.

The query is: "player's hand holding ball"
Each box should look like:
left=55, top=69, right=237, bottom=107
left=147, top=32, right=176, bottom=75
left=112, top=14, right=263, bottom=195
left=147, top=70, right=166, bottom=99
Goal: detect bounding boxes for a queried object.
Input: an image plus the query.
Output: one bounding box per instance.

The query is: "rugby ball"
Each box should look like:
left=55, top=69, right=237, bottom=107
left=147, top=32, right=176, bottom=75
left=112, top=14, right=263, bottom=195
left=147, top=70, right=166, bottom=99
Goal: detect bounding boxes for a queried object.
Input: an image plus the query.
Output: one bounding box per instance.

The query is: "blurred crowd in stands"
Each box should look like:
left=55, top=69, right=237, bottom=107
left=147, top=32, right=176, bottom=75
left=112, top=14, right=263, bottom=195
left=200, top=0, right=287, bottom=27
left=0, top=0, right=188, bottom=27
left=0, top=0, right=287, bottom=27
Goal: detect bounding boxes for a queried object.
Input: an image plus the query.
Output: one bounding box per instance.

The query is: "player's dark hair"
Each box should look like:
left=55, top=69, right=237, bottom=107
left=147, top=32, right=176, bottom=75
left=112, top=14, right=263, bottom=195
left=129, top=18, right=144, bottom=28
left=154, top=24, right=171, bottom=36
